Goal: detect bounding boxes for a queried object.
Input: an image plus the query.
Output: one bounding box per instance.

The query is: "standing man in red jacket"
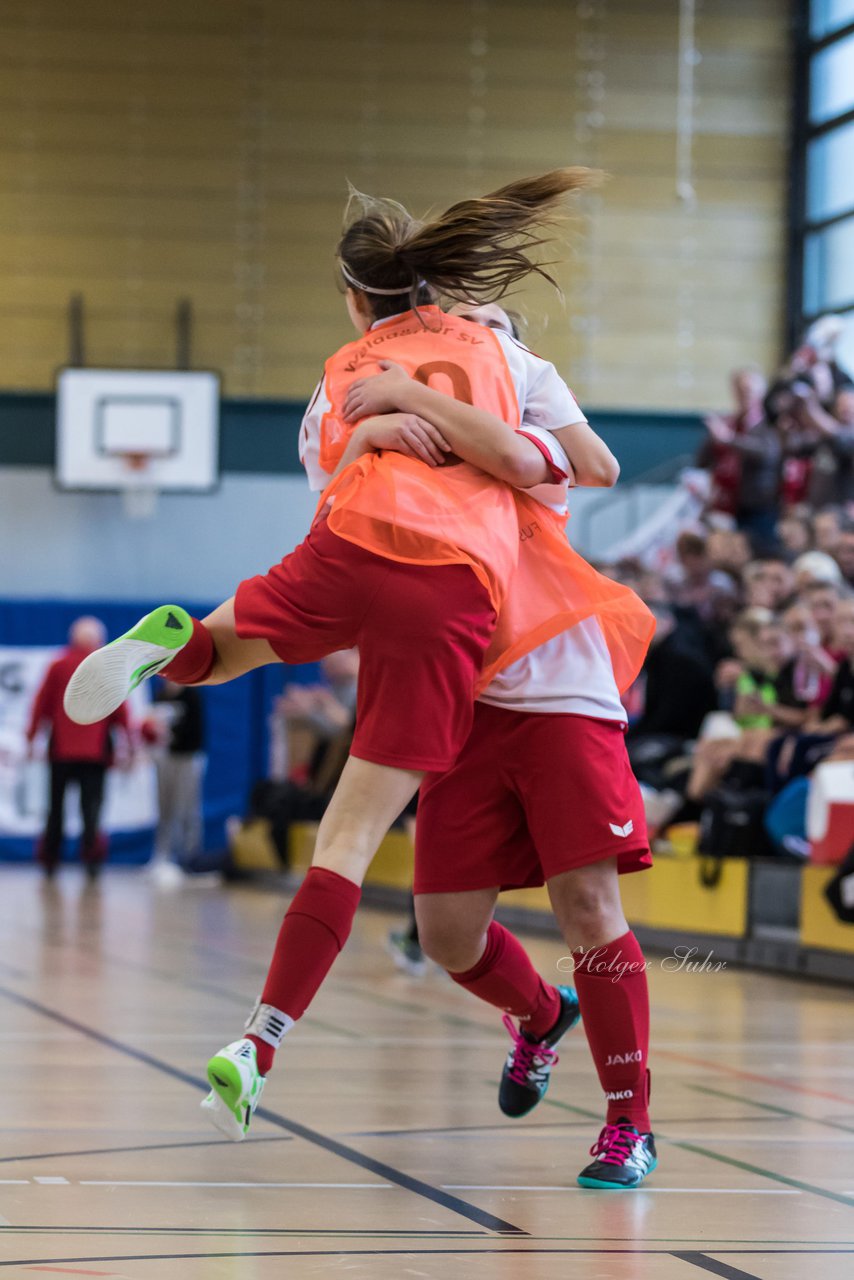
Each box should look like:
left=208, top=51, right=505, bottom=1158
left=26, top=617, right=132, bottom=879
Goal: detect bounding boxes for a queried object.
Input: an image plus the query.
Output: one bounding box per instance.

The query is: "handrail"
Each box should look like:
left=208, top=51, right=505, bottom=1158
left=574, top=452, right=696, bottom=554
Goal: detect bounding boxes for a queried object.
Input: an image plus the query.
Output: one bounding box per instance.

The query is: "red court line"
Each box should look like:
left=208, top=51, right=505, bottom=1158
left=27, top=1269, right=120, bottom=1276
left=657, top=1049, right=854, bottom=1107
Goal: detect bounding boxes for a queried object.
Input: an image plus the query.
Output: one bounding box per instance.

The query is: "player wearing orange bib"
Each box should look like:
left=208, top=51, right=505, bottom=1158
left=348, top=308, right=658, bottom=1189
left=64, top=170, right=623, bottom=1139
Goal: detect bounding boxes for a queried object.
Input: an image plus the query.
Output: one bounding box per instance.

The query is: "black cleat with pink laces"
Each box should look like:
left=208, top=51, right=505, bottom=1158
left=577, top=1119, right=657, bottom=1188
left=498, top=985, right=581, bottom=1118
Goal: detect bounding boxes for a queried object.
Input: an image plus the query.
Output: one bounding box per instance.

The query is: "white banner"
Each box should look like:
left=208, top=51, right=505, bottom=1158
left=0, top=645, right=157, bottom=838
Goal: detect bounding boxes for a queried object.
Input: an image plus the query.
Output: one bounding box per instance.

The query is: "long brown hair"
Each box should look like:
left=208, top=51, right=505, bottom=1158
left=337, top=167, right=600, bottom=320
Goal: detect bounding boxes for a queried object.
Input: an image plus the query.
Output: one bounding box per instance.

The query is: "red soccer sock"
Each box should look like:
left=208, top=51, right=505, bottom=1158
left=572, top=929, right=651, bottom=1130
left=160, top=617, right=215, bottom=684
left=449, top=921, right=562, bottom=1040
left=247, top=867, right=361, bottom=1074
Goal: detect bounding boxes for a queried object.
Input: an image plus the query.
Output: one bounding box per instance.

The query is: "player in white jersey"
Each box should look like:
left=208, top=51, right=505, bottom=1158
left=344, top=305, right=657, bottom=1190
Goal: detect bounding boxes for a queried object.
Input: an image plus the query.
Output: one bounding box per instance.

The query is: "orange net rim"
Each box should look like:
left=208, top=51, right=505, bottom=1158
left=112, top=449, right=174, bottom=472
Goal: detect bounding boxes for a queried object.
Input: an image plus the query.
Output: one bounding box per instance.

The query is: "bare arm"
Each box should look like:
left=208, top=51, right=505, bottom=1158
left=551, top=421, right=620, bottom=487
left=343, top=361, right=617, bottom=489
left=343, top=366, right=550, bottom=487
left=330, top=412, right=452, bottom=481
left=767, top=702, right=810, bottom=730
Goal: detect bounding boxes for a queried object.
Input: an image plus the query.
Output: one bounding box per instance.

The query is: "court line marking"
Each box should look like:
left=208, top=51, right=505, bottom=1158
left=22, top=1270, right=119, bottom=1277
left=689, top=1083, right=854, bottom=1135
left=442, top=1186, right=801, bottom=1194
left=0, top=1135, right=293, bottom=1166
left=79, top=1180, right=393, bottom=1189
left=2, top=1178, right=804, bottom=1194
left=658, top=1048, right=854, bottom=1108
left=674, top=1253, right=764, bottom=1280
left=347, top=1114, right=784, bottom=1140
left=86, top=944, right=366, bottom=1043
left=0, top=984, right=525, bottom=1238
left=3, top=1248, right=854, bottom=1268
left=530, top=1087, right=854, bottom=1210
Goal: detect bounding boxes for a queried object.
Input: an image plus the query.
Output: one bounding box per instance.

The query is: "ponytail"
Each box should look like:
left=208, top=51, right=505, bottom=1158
left=337, top=167, right=600, bottom=319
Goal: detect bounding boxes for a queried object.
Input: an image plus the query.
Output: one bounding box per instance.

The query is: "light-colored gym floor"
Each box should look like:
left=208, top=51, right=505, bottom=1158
left=0, top=868, right=852, bottom=1279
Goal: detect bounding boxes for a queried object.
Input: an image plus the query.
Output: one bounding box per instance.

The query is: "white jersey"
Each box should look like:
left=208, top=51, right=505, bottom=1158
left=297, top=314, right=623, bottom=720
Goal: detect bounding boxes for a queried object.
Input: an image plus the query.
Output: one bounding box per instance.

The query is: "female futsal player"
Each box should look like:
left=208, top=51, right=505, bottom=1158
left=345, top=333, right=657, bottom=1190
left=64, top=169, right=608, bottom=1140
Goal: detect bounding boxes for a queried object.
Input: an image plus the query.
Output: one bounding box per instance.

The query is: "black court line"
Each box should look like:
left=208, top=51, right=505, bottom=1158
left=674, top=1255, right=764, bottom=1280
left=193, top=941, right=503, bottom=1036
left=0, top=984, right=525, bottom=1237
left=0, top=1135, right=292, bottom=1166
left=350, top=1121, right=575, bottom=1139
left=3, top=1230, right=850, bottom=1244
left=90, top=943, right=364, bottom=1042
left=3, top=1248, right=854, bottom=1268
left=350, top=1113, right=785, bottom=1140
left=689, top=1083, right=854, bottom=1135
left=532, top=1086, right=854, bottom=1211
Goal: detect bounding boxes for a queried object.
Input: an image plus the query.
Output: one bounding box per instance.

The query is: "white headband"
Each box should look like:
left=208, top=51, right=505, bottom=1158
left=339, top=260, right=427, bottom=296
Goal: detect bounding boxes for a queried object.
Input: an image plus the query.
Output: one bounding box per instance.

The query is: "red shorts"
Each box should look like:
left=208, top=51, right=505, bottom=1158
left=234, top=520, right=496, bottom=772
left=414, top=703, right=651, bottom=893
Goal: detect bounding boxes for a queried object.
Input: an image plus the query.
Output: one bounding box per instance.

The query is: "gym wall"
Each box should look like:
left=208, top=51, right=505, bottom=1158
left=1, top=0, right=791, bottom=412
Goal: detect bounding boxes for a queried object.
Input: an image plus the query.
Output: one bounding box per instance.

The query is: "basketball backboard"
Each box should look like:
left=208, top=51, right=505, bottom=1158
left=56, top=369, right=220, bottom=495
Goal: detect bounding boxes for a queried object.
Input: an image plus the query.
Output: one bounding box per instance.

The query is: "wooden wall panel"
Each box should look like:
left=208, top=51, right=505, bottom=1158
left=0, top=0, right=791, bottom=410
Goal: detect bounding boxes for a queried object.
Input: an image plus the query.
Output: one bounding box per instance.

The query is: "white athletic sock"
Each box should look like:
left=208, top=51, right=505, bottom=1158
left=244, top=998, right=294, bottom=1049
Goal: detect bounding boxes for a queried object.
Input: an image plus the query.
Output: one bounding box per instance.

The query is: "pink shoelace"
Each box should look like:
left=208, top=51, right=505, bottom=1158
left=589, top=1122, right=640, bottom=1166
left=502, top=1013, right=559, bottom=1085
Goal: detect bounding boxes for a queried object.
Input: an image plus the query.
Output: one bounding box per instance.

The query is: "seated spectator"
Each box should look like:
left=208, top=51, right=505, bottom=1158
left=777, top=510, right=813, bottom=560
left=665, top=530, right=738, bottom=626
left=799, top=578, right=845, bottom=655
left=793, top=551, right=844, bottom=593
left=742, top=558, right=795, bottom=611
left=777, top=603, right=837, bottom=714
left=706, top=527, right=752, bottom=578
left=684, top=609, right=783, bottom=804
left=835, top=521, right=854, bottom=588
left=767, top=599, right=854, bottom=788
left=810, top=599, right=854, bottom=735
left=813, top=505, right=843, bottom=555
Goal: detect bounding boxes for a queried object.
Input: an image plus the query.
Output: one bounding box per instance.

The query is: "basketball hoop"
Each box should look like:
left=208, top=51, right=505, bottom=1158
left=118, top=449, right=160, bottom=520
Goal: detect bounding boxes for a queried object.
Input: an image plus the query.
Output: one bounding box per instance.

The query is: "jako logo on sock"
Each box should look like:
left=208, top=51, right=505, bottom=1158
left=606, top=1050, right=643, bottom=1066
left=606, top=1089, right=634, bottom=1101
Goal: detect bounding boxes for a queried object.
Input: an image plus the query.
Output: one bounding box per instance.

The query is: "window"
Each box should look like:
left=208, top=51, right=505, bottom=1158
left=807, top=118, right=854, bottom=220
left=811, top=0, right=854, bottom=38
left=810, top=37, right=854, bottom=122
left=793, top=6, right=854, bottom=345
left=804, top=219, right=854, bottom=312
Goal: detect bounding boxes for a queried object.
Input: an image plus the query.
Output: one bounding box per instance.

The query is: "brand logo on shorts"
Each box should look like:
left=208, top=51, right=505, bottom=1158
left=609, top=819, right=634, bottom=838
left=606, top=1089, right=635, bottom=1101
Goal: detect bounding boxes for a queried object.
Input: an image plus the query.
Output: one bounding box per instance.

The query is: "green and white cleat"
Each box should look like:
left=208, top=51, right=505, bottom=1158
left=63, top=605, right=192, bottom=725
left=201, top=1038, right=265, bottom=1142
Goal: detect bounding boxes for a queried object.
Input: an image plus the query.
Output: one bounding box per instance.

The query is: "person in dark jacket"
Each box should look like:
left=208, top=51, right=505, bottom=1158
left=26, top=617, right=131, bottom=879
left=147, top=680, right=207, bottom=880
left=626, top=605, right=717, bottom=786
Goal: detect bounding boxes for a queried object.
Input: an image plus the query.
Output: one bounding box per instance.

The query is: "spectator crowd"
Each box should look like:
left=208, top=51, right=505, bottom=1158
left=608, top=315, right=854, bottom=860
